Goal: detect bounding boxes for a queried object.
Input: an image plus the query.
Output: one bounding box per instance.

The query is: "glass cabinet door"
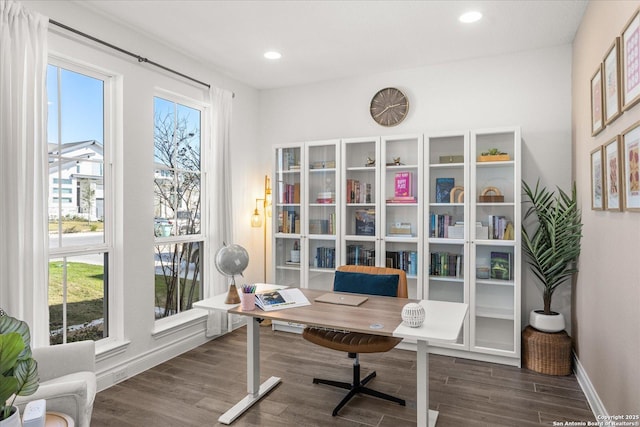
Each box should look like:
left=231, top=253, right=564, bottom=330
left=274, top=145, right=303, bottom=287
left=381, top=134, right=422, bottom=299
left=425, top=131, right=469, bottom=346
left=305, top=140, right=339, bottom=291
left=470, top=127, right=521, bottom=356
left=341, top=137, right=379, bottom=266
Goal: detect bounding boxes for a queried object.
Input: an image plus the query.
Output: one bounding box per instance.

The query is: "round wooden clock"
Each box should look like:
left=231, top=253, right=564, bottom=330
left=369, top=87, right=409, bottom=127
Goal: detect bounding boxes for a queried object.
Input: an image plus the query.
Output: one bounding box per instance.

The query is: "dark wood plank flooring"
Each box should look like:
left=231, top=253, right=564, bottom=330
left=91, top=327, right=594, bottom=426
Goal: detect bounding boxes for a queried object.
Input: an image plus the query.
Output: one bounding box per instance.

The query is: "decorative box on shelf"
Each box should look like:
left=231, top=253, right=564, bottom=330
left=478, top=154, right=510, bottom=162
left=389, top=222, right=412, bottom=236
left=439, top=155, right=464, bottom=164
left=447, top=223, right=488, bottom=239
left=310, top=160, right=336, bottom=169
left=478, top=186, right=504, bottom=203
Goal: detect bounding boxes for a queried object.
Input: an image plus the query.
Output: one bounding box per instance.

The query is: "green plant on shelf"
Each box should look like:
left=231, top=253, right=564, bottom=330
left=481, top=148, right=507, bottom=156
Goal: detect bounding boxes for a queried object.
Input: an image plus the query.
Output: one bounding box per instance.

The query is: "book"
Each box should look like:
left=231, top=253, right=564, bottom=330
left=490, top=251, right=511, bottom=280
left=355, top=209, right=375, bottom=236
left=435, top=178, right=455, bottom=203
left=255, top=288, right=311, bottom=311
left=394, top=172, right=412, bottom=198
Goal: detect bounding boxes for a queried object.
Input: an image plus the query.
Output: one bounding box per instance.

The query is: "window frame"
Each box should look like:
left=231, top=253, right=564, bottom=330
left=152, top=88, right=209, bottom=329
left=47, top=55, right=119, bottom=349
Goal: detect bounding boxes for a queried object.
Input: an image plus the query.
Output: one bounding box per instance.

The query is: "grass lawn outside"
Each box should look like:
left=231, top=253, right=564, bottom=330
left=49, top=219, right=104, bottom=233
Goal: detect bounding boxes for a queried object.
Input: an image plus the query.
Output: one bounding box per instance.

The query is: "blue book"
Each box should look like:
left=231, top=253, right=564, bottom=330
left=435, top=178, right=455, bottom=203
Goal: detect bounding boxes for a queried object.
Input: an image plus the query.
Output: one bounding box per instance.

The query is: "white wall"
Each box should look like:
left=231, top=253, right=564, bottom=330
left=572, top=0, right=640, bottom=416
left=24, top=0, right=263, bottom=389
left=258, top=44, right=574, bottom=331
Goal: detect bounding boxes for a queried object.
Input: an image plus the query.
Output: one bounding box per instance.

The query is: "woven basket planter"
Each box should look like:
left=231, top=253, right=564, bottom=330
left=522, top=326, right=572, bottom=376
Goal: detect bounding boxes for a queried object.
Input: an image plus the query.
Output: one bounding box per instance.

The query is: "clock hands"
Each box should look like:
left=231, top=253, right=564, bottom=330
left=373, top=103, right=407, bottom=118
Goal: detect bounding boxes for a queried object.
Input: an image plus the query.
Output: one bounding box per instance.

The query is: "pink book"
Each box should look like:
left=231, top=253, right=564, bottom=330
left=394, top=172, right=412, bottom=198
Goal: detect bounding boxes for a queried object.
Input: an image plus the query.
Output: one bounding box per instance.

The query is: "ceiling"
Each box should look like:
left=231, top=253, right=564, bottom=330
left=78, top=0, right=588, bottom=90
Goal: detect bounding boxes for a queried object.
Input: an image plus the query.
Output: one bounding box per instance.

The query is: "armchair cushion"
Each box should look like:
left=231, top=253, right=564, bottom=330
left=333, top=270, right=398, bottom=297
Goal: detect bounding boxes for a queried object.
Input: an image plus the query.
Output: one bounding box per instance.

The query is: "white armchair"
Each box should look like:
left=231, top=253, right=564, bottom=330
left=15, top=340, right=96, bottom=427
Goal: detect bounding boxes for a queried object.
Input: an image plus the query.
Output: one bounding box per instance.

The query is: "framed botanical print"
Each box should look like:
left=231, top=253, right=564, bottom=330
left=590, top=146, right=604, bottom=210
left=622, top=120, right=640, bottom=211
left=622, top=8, right=640, bottom=110
left=603, top=38, right=622, bottom=124
left=603, top=137, right=623, bottom=211
left=591, top=66, right=604, bottom=136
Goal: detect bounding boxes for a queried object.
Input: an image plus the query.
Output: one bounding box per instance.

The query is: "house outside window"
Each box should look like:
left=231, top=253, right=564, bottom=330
left=153, top=95, right=204, bottom=319
left=47, top=60, right=112, bottom=344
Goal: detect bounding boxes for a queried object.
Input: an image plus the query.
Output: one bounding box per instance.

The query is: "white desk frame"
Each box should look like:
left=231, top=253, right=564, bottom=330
left=194, top=284, right=285, bottom=424
left=392, top=300, right=468, bottom=427
left=196, top=290, right=467, bottom=426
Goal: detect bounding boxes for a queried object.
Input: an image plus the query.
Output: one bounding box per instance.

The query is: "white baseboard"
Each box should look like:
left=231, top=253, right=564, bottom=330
left=573, top=351, right=608, bottom=420
left=96, top=323, right=212, bottom=392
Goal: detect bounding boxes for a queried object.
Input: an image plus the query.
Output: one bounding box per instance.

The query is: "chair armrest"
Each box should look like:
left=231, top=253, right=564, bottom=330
left=32, top=341, right=95, bottom=382
left=15, top=378, right=89, bottom=406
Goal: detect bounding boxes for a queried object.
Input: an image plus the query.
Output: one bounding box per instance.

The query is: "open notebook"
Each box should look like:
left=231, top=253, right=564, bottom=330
left=314, top=292, right=368, bottom=306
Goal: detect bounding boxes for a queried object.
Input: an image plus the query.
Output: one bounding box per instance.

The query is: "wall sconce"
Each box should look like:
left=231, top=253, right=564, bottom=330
left=251, top=175, right=272, bottom=282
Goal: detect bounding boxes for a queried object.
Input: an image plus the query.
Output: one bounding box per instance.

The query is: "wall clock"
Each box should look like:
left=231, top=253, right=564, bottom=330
left=370, top=87, right=409, bottom=127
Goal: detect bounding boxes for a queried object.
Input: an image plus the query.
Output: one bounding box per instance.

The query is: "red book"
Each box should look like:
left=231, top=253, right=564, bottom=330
left=394, top=172, right=412, bottom=198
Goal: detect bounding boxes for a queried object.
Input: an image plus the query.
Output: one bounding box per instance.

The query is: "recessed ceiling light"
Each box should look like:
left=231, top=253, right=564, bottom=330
left=459, top=11, right=482, bottom=23
left=264, top=51, right=282, bottom=60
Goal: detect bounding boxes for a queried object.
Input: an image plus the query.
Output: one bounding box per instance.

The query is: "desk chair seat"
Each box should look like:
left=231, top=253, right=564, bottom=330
left=302, top=265, right=408, bottom=416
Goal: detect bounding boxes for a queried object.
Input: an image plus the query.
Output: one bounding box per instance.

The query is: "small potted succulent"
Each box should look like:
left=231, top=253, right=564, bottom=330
left=521, top=180, right=582, bottom=332
left=0, top=309, right=39, bottom=426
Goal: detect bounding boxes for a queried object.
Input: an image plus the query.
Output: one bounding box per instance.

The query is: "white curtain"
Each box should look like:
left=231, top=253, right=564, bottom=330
left=207, top=87, right=234, bottom=298
left=0, top=0, right=49, bottom=346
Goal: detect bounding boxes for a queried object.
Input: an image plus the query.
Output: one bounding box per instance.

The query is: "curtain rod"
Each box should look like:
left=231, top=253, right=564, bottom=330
left=49, top=19, right=235, bottom=97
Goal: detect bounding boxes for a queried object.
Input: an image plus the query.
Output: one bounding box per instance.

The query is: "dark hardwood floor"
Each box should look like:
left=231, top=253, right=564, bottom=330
left=91, top=327, right=594, bottom=426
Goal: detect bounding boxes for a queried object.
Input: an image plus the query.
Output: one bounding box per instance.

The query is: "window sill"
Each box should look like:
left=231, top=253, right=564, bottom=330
left=96, top=339, right=131, bottom=363
left=152, top=309, right=208, bottom=340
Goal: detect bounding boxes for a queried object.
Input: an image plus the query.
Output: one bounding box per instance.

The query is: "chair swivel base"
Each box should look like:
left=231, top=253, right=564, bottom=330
left=313, top=360, right=406, bottom=416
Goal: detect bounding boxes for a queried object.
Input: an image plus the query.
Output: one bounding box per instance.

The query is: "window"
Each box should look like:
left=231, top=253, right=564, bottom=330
left=47, top=60, right=112, bottom=344
left=153, top=95, right=203, bottom=319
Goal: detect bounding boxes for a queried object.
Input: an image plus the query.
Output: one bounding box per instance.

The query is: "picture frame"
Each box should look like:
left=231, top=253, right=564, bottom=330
left=603, top=38, right=622, bottom=125
left=590, top=146, right=604, bottom=210
left=590, top=66, right=604, bottom=136
left=622, top=8, right=640, bottom=111
left=603, top=136, right=623, bottom=211
left=622, top=121, right=640, bottom=211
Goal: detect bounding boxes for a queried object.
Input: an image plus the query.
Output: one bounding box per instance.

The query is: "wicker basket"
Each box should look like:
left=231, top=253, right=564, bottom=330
left=522, top=326, right=572, bottom=375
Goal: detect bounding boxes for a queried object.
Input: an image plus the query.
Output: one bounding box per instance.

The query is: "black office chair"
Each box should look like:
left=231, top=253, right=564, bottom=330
left=302, top=265, right=408, bottom=416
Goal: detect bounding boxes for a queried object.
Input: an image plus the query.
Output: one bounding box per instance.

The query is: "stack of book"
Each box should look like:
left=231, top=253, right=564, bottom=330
left=385, top=250, right=418, bottom=276
left=346, top=179, right=372, bottom=203
left=316, top=191, right=334, bottom=203
left=488, top=215, right=512, bottom=239
left=281, top=182, right=300, bottom=204
left=314, top=246, right=335, bottom=268
left=429, top=252, right=464, bottom=278
left=387, top=172, right=417, bottom=203
left=346, top=245, right=375, bottom=266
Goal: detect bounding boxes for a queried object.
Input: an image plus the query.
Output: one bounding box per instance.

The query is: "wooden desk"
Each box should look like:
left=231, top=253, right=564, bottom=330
left=197, top=288, right=468, bottom=427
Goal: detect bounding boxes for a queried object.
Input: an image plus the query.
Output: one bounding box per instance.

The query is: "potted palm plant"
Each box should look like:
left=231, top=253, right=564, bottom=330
left=521, top=180, right=582, bottom=333
left=0, top=309, right=39, bottom=426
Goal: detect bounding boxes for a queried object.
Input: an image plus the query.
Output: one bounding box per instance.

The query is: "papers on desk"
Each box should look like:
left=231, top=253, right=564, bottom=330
left=255, top=288, right=310, bottom=311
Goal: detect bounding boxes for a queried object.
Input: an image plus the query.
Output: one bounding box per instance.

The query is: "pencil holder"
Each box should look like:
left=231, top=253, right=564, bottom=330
left=241, top=293, right=256, bottom=311
left=402, top=302, right=425, bottom=328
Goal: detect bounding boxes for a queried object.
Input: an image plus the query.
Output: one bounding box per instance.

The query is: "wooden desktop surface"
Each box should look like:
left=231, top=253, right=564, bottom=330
left=229, top=288, right=409, bottom=336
